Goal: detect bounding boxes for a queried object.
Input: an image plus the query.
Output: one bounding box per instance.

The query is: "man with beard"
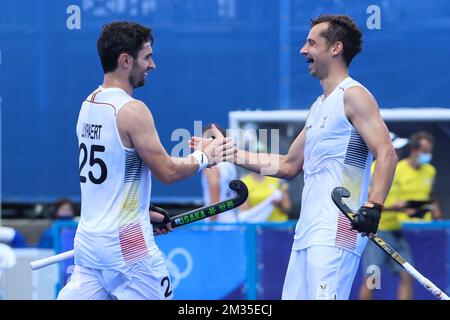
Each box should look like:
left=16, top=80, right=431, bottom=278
left=58, top=22, right=235, bottom=300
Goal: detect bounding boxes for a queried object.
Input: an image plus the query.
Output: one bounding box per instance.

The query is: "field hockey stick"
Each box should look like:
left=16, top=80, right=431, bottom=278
left=31, top=179, right=248, bottom=270
left=332, top=186, right=449, bottom=300
left=30, top=250, right=75, bottom=271
left=152, top=179, right=248, bottom=229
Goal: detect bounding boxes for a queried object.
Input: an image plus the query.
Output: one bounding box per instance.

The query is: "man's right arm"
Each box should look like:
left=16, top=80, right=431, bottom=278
left=117, top=100, right=211, bottom=184
left=234, top=127, right=306, bottom=180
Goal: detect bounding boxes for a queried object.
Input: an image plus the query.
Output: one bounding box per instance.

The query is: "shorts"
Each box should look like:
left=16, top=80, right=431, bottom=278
left=362, top=230, right=412, bottom=274
left=282, top=245, right=361, bottom=300
left=57, top=250, right=173, bottom=300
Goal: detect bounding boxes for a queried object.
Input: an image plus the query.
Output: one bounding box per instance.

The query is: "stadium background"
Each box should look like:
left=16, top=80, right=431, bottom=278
left=1, top=0, right=449, bottom=299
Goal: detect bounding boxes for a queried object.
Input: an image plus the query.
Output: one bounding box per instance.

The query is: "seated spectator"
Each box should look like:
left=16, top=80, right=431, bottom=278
left=38, top=199, right=76, bottom=249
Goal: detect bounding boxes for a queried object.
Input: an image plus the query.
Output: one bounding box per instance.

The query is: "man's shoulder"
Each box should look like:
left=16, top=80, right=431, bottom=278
left=116, top=99, right=153, bottom=135
left=396, top=159, right=436, bottom=176
left=343, top=84, right=373, bottom=102
left=343, top=83, right=377, bottom=120
left=396, top=159, right=410, bottom=171
left=393, top=160, right=412, bottom=183
left=241, top=174, right=254, bottom=185
left=421, top=163, right=436, bottom=176
left=119, top=99, right=150, bottom=116
left=342, top=76, right=373, bottom=96
left=123, top=98, right=147, bottom=108
left=84, top=86, right=101, bottom=101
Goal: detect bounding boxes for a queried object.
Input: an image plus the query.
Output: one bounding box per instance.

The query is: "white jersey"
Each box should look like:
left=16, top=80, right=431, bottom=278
left=293, top=77, right=373, bottom=256
left=201, top=162, right=238, bottom=222
left=74, top=86, right=159, bottom=268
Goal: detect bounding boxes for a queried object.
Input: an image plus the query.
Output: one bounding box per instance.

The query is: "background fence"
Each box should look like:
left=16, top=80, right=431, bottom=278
left=46, top=221, right=450, bottom=300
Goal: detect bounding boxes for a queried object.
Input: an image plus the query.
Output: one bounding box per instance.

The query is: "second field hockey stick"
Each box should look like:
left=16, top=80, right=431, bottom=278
left=332, top=186, right=449, bottom=300
left=30, top=180, right=248, bottom=270
left=151, top=179, right=248, bottom=229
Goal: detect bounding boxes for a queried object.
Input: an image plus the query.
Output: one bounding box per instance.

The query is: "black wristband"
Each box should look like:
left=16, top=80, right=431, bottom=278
left=368, top=200, right=384, bottom=211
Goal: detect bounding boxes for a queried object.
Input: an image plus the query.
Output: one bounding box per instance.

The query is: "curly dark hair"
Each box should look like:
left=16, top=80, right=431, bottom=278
left=97, top=21, right=153, bottom=73
left=311, top=14, right=362, bottom=66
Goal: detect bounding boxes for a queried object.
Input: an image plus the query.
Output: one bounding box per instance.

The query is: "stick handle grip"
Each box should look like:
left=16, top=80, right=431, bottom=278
left=30, top=250, right=74, bottom=270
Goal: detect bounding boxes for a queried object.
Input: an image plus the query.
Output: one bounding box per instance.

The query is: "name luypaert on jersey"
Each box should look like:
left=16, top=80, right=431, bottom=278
left=81, top=123, right=103, bottom=140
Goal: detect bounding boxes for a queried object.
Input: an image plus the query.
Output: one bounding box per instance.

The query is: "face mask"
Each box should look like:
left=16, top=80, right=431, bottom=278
left=418, top=153, right=432, bottom=165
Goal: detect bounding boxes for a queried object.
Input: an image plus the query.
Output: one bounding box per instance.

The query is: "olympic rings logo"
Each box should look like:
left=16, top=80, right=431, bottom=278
left=164, top=247, right=193, bottom=289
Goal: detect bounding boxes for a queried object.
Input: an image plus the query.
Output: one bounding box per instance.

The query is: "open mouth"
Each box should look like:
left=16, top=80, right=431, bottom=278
left=306, top=57, right=314, bottom=71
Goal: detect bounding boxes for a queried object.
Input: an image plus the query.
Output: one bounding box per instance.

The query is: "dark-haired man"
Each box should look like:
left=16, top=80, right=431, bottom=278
left=191, top=14, right=397, bottom=299
left=58, top=22, right=235, bottom=300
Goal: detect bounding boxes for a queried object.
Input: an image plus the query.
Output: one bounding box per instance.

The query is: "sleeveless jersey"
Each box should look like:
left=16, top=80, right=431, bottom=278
left=74, top=86, right=158, bottom=268
left=293, top=77, right=374, bottom=256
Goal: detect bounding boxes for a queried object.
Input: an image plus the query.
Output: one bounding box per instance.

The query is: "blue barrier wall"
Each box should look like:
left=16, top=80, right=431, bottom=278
left=54, top=221, right=450, bottom=300
left=2, top=1, right=450, bottom=203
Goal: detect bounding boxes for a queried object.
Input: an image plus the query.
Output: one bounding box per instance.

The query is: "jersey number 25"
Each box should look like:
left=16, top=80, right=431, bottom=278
left=79, top=143, right=107, bottom=184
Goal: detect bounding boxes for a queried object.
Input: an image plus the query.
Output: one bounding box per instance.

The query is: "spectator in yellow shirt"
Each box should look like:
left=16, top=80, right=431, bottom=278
left=395, top=131, right=442, bottom=222
left=360, top=131, right=442, bottom=300
left=360, top=132, right=414, bottom=300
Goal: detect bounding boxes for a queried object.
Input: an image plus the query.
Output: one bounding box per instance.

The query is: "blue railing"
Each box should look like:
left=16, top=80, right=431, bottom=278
left=52, top=220, right=449, bottom=300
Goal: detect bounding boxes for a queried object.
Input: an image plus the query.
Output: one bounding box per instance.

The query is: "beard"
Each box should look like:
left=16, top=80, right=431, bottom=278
left=129, top=64, right=147, bottom=89
left=129, top=71, right=145, bottom=89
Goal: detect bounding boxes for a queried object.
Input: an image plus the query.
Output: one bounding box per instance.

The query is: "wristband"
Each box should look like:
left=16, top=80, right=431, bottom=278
left=367, top=200, right=384, bottom=210
left=189, top=150, right=209, bottom=172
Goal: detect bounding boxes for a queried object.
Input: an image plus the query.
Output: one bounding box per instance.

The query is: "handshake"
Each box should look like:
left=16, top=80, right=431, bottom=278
left=188, top=124, right=237, bottom=170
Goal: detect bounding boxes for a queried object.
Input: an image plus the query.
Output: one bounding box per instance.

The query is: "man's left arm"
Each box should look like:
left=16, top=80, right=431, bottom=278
left=345, top=86, right=398, bottom=233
